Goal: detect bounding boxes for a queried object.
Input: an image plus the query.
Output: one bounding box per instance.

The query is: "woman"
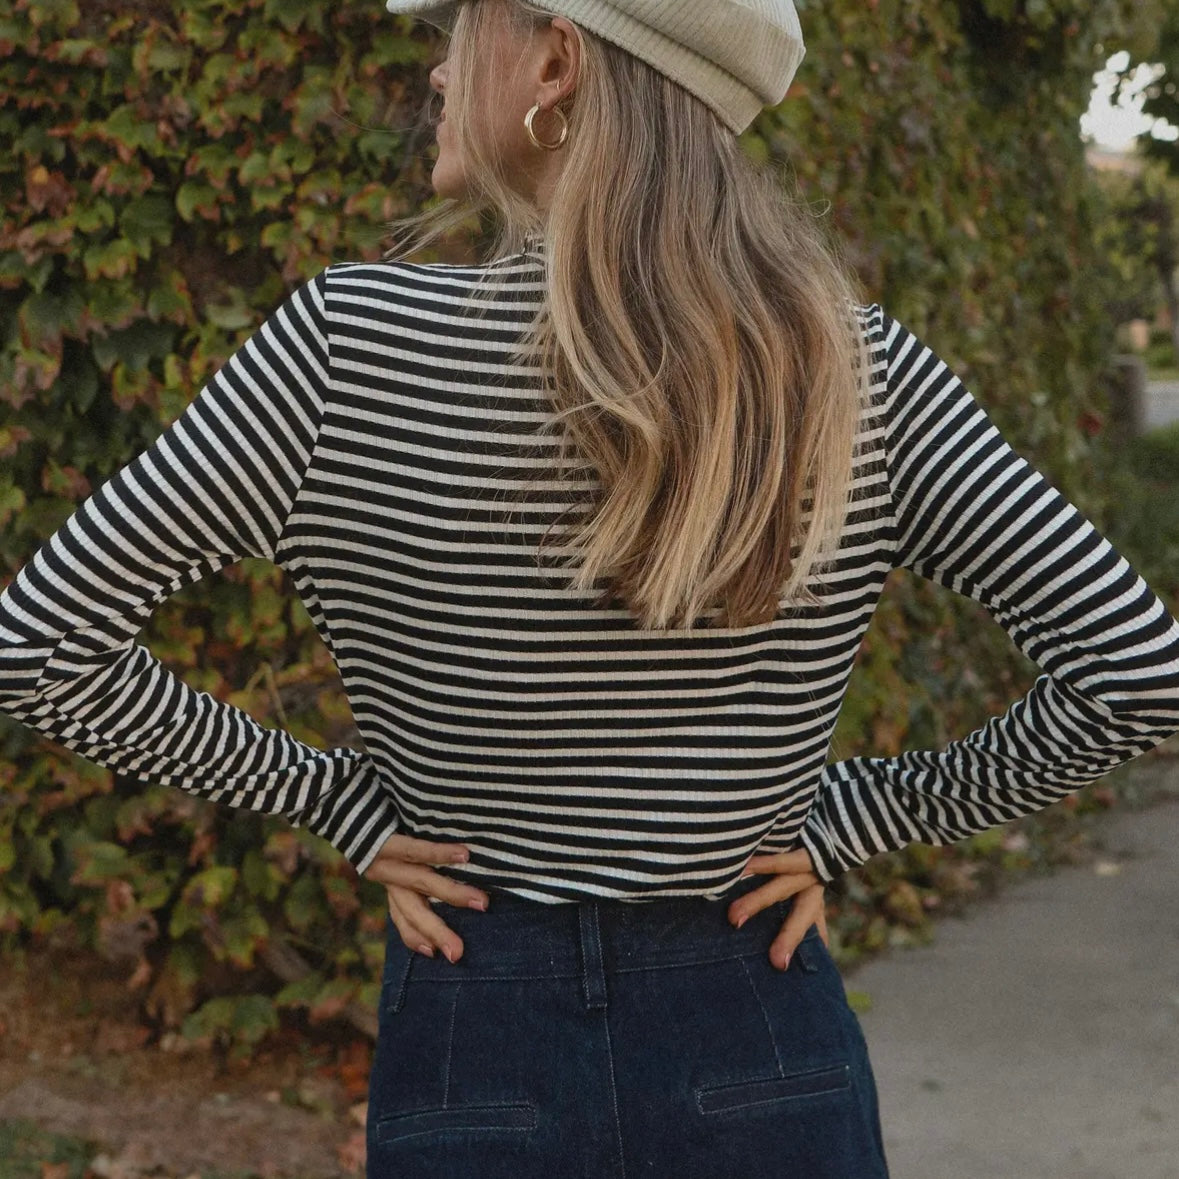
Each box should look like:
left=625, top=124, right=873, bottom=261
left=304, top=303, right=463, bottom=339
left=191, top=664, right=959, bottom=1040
left=2, top=0, right=1178, bottom=1175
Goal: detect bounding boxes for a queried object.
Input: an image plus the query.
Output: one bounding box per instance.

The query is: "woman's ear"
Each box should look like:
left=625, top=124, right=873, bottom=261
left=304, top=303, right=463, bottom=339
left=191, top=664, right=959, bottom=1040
left=535, top=16, right=582, bottom=103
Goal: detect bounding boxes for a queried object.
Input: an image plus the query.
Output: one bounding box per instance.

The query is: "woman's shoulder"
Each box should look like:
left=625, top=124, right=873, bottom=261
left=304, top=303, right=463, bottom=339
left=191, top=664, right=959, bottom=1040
left=850, top=301, right=887, bottom=342
left=322, top=250, right=545, bottom=286
left=316, top=254, right=546, bottom=318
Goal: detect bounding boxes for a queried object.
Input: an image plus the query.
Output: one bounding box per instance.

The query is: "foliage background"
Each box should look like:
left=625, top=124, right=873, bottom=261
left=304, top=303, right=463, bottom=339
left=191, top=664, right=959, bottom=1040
left=1135, top=0, right=1179, bottom=178
left=0, top=0, right=1170, bottom=1053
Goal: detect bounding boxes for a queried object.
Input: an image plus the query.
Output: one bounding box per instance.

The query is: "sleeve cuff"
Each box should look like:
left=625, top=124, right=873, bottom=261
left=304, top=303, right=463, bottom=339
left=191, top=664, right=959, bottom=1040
left=296, top=753, right=401, bottom=874
left=799, top=816, right=850, bottom=884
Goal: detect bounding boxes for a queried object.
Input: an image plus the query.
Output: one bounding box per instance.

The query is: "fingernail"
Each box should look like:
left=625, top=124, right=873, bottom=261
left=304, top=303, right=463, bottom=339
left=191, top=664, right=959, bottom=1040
left=416, top=943, right=435, bottom=957
left=735, top=914, right=748, bottom=930
left=468, top=898, right=487, bottom=911
left=443, top=946, right=458, bottom=963
left=453, top=851, right=470, bottom=863
left=777, top=953, right=791, bottom=972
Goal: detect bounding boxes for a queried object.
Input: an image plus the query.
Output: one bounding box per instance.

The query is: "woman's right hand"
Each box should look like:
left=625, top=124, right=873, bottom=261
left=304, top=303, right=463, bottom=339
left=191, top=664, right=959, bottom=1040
left=363, top=834, right=489, bottom=964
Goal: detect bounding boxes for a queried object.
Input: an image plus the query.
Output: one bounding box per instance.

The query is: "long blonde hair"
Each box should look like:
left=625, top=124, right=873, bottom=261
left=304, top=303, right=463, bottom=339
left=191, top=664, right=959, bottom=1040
left=388, top=0, right=869, bottom=630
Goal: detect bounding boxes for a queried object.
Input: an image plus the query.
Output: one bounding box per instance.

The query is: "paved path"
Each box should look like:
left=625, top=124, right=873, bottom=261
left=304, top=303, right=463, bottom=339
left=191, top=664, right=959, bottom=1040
left=1145, top=380, right=1179, bottom=432
left=848, top=769, right=1179, bottom=1179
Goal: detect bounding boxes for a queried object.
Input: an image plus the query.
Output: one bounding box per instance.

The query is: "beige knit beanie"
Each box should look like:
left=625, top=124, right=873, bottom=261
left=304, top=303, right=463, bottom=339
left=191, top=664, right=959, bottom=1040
left=383, top=0, right=806, bottom=134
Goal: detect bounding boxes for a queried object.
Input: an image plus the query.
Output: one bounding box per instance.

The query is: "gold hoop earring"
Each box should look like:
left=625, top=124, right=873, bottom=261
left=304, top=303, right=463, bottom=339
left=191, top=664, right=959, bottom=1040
left=525, top=102, right=569, bottom=151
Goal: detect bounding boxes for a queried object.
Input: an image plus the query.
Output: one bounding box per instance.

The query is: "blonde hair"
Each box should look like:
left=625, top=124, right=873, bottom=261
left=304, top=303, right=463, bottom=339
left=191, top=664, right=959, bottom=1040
left=388, top=0, right=869, bottom=630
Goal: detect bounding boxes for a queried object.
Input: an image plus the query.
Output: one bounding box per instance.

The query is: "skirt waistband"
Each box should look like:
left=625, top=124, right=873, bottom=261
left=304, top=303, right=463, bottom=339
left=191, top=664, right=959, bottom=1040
left=399, top=875, right=817, bottom=985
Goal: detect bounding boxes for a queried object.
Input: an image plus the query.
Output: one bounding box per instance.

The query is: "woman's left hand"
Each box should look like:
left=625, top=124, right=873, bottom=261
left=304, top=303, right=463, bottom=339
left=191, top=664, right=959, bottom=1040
left=728, top=849, right=829, bottom=972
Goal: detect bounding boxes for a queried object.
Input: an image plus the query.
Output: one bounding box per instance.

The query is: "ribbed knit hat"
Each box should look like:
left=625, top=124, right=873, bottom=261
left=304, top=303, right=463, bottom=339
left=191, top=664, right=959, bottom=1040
left=383, top=1, right=806, bottom=134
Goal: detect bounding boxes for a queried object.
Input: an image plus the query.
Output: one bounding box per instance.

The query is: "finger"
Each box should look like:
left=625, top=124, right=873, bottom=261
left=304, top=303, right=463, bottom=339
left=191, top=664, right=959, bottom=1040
left=728, top=871, right=814, bottom=927
left=768, top=884, right=826, bottom=971
left=398, top=864, right=490, bottom=913
left=366, top=834, right=471, bottom=874
left=385, top=889, right=436, bottom=958
left=393, top=887, right=469, bottom=963
left=365, top=854, right=478, bottom=897
left=742, top=849, right=815, bottom=877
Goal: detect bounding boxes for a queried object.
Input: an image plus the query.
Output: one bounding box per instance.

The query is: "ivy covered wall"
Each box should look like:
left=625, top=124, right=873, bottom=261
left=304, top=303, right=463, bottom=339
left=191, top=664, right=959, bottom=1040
left=0, top=0, right=1164, bottom=1051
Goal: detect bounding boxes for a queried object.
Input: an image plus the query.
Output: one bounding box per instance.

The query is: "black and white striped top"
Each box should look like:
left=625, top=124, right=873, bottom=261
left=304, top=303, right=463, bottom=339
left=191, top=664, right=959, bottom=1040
left=4, top=248, right=1179, bottom=902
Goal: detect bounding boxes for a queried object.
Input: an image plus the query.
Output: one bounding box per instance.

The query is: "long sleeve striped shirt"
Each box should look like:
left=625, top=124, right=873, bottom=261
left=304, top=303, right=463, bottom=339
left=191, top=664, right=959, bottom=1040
left=3, top=247, right=1179, bottom=902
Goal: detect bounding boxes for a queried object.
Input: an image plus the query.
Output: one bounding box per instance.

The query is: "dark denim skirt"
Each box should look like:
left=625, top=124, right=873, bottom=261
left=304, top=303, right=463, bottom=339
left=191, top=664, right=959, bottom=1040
left=367, top=876, right=889, bottom=1178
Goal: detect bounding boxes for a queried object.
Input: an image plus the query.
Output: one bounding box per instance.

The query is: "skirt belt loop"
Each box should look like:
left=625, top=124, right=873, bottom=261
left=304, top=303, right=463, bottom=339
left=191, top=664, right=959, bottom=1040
left=579, top=901, right=609, bottom=1010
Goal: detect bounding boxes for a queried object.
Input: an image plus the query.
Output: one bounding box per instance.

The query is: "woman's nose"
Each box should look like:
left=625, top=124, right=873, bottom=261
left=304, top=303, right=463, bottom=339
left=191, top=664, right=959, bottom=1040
left=430, top=60, right=449, bottom=94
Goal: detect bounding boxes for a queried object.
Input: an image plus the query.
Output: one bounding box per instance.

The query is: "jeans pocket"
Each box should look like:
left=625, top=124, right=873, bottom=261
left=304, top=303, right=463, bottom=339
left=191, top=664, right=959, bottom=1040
left=793, top=923, right=824, bottom=973
left=696, top=1063, right=852, bottom=1114
left=379, top=935, right=415, bottom=1017
left=372, top=1100, right=538, bottom=1145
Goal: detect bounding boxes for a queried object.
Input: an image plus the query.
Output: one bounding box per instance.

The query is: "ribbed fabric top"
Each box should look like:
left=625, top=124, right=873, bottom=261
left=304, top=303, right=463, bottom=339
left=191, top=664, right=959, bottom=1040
left=3, top=248, right=1179, bottom=903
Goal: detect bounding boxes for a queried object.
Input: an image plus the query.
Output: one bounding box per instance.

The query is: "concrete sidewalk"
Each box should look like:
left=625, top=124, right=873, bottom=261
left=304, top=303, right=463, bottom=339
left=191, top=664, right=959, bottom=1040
left=1145, top=380, right=1179, bottom=432
left=848, top=781, right=1179, bottom=1179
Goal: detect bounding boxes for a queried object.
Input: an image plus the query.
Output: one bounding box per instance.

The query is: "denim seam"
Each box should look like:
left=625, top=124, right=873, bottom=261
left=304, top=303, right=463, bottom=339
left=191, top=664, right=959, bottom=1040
left=615, top=950, right=775, bottom=975
left=795, top=928, right=821, bottom=973
left=600, top=1007, right=628, bottom=1178
left=442, top=984, right=461, bottom=1108
left=739, top=957, right=785, bottom=1078
left=695, top=1066, right=852, bottom=1116
left=408, top=969, right=582, bottom=983
left=371, top=1102, right=539, bottom=1145
left=387, top=950, right=415, bottom=1013
left=580, top=904, right=608, bottom=1009
left=405, top=952, right=774, bottom=984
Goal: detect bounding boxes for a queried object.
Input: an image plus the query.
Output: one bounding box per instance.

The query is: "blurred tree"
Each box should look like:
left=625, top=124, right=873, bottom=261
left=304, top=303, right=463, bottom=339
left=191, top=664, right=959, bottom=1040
left=1132, top=6, right=1179, bottom=175
left=1109, top=4, right=1179, bottom=362
left=1094, top=162, right=1179, bottom=361
left=1136, top=171, right=1179, bottom=362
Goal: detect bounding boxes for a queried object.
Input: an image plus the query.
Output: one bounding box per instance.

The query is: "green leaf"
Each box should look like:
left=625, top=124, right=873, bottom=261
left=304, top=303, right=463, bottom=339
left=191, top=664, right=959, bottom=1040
left=182, top=865, right=239, bottom=909
left=119, top=194, right=175, bottom=255
left=175, top=182, right=220, bottom=223
left=27, top=834, right=55, bottom=879
left=237, top=152, right=273, bottom=186
left=263, top=0, right=325, bottom=34
left=0, top=481, right=32, bottom=528
left=274, top=970, right=324, bottom=1009
left=147, top=39, right=189, bottom=71
left=136, top=869, right=177, bottom=910
left=168, top=898, right=202, bottom=940
left=92, top=319, right=176, bottom=371
left=25, top=0, right=81, bottom=30
left=219, top=907, right=269, bottom=967
left=242, top=848, right=281, bottom=901
left=967, top=828, right=1004, bottom=855
left=146, top=280, right=191, bottom=323
left=250, top=186, right=288, bottom=213
left=79, top=278, right=140, bottom=328
left=11, top=256, right=56, bottom=293
left=103, top=104, right=162, bottom=153
left=52, top=38, right=103, bottom=63
left=182, top=994, right=236, bottom=1039
left=308, top=976, right=358, bottom=1023
left=17, top=294, right=62, bottom=348
left=70, top=840, right=129, bottom=884
left=230, top=993, right=278, bottom=1042
left=205, top=295, right=255, bottom=331
left=81, top=238, right=138, bottom=280
left=283, top=871, right=324, bottom=932
left=364, top=29, right=430, bottom=67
